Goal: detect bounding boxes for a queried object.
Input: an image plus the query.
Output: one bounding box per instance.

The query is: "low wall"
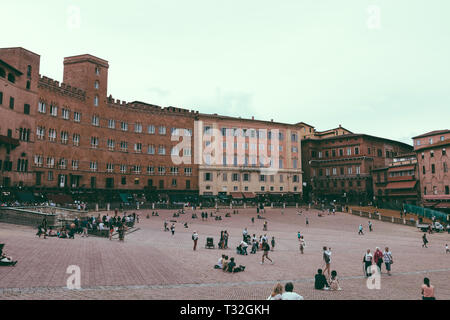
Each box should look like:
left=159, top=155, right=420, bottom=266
left=349, top=209, right=418, bottom=228
left=0, top=207, right=58, bottom=227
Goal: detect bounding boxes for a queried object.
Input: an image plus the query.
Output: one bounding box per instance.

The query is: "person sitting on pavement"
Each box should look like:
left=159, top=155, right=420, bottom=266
left=314, top=269, right=330, bottom=290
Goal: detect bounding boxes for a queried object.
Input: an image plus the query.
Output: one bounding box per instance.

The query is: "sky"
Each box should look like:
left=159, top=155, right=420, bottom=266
left=2, top=0, right=449, bottom=145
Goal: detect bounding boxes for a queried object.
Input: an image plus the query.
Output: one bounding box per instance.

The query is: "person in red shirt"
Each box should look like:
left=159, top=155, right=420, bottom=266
left=373, top=247, right=383, bottom=273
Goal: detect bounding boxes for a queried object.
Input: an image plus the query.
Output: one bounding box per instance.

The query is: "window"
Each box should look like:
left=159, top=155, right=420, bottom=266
left=7, top=73, right=15, bottom=83
left=9, top=97, right=14, bottom=109
left=444, top=162, right=448, bottom=173
left=92, top=115, right=99, bottom=126
left=332, top=168, right=337, bottom=175
left=50, top=104, right=57, bottom=116
left=171, top=178, right=177, bottom=187
left=59, top=158, right=67, bottom=170
left=60, top=131, right=68, bottom=144
left=135, top=123, right=142, bottom=133
left=148, top=125, right=155, bottom=134
left=48, top=171, right=54, bottom=181
left=94, top=95, right=99, bottom=106
left=158, top=145, right=166, bottom=155
left=445, top=186, right=449, bottom=195
left=429, top=138, right=433, bottom=144
left=170, top=167, right=179, bottom=175
left=326, top=168, right=330, bottom=176
left=36, top=126, right=45, bottom=140
left=95, top=67, right=100, bottom=75
left=356, top=166, right=361, bottom=174
left=132, top=165, right=141, bottom=174
left=72, top=160, right=79, bottom=170
left=24, top=104, right=30, bottom=115
left=355, top=147, right=359, bottom=155
left=74, top=112, right=81, bottom=122
left=293, top=175, right=299, bottom=182
left=292, top=146, right=298, bottom=153
left=0, top=68, right=5, bottom=78
left=90, top=161, right=98, bottom=172
left=423, top=166, right=426, bottom=174
left=259, top=174, right=266, bottom=182
left=121, top=177, right=127, bottom=185
left=108, top=119, right=115, bottom=129
left=348, top=167, right=352, bottom=175
left=48, top=129, right=57, bottom=142
left=46, top=157, right=55, bottom=168
left=280, top=174, right=284, bottom=182
left=377, top=149, right=382, bottom=157
left=159, top=126, right=166, bottom=135
left=120, top=165, right=127, bottom=174
left=291, top=133, right=298, bottom=142
left=26, top=81, right=31, bottom=90
left=62, top=108, right=70, bottom=120
left=431, top=164, right=435, bottom=174
left=318, top=151, right=323, bottom=158
left=430, top=151, right=434, bottom=158
left=185, top=168, right=192, bottom=176
left=232, top=173, right=240, bottom=182
left=107, top=139, right=115, bottom=150
left=134, top=143, right=142, bottom=153
left=183, top=148, right=192, bottom=157
left=94, top=81, right=99, bottom=89
left=204, top=173, right=212, bottom=181
left=120, top=141, right=128, bottom=152
left=34, top=155, right=43, bottom=167
left=0, top=91, right=2, bottom=104
left=73, top=134, right=80, bottom=146
left=347, top=148, right=352, bottom=156
left=90, top=136, right=99, bottom=148
left=147, top=166, right=155, bottom=175
left=121, top=121, right=128, bottom=131
left=293, top=159, right=298, bottom=169
left=147, top=145, right=155, bottom=155
left=158, top=166, right=166, bottom=175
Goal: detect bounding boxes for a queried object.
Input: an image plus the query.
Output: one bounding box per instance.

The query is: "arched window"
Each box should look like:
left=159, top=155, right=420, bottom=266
left=27, top=65, right=32, bottom=77
left=94, top=80, right=99, bottom=89
left=7, top=73, right=15, bottom=83
left=0, top=67, right=5, bottom=78
left=94, top=95, right=99, bottom=106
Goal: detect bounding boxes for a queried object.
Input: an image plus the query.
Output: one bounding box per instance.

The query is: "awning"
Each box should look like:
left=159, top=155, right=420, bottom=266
left=16, top=191, right=35, bottom=202
left=388, top=165, right=415, bottom=173
left=46, top=194, right=73, bottom=204
left=119, top=193, right=133, bottom=203
left=386, top=181, right=417, bottom=190
left=434, top=202, right=450, bottom=209
left=423, top=195, right=450, bottom=201
left=230, top=192, right=244, bottom=199
left=243, top=192, right=256, bottom=199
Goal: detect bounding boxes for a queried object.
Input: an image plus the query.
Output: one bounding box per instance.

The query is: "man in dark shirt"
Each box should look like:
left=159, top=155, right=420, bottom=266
left=227, top=257, right=236, bottom=272
left=314, top=269, right=329, bottom=290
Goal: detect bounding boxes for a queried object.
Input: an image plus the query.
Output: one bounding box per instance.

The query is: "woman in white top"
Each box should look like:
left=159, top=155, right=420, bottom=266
left=267, top=283, right=283, bottom=300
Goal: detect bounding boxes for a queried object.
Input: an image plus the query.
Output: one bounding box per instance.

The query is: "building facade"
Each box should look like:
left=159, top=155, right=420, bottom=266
left=413, top=130, right=450, bottom=210
left=195, top=115, right=304, bottom=200
left=372, top=153, right=420, bottom=207
left=0, top=48, right=199, bottom=202
left=302, top=133, right=413, bottom=204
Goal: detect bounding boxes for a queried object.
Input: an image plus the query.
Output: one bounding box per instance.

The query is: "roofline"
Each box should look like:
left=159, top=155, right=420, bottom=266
left=303, top=133, right=413, bottom=149
left=412, top=130, right=450, bottom=139
left=0, top=47, right=40, bottom=57
left=197, top=112, right=306, bottom=128
left=64, top=54, right=109, bottom=67
left=414, top=140, right=450, bottom=152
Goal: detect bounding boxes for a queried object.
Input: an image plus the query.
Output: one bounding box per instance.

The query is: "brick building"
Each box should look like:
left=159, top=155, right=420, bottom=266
left=195, top=115, right=306, bottom=202
left=0, top=48, right=198, bottom=203
left=413, top=130, right=450, bottom=210
left=372, top=153, right=420, bottom=207
left=302, top=133, right=413, bottom=204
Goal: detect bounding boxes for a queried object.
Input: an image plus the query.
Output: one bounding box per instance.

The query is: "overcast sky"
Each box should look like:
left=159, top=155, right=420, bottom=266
left=2, top=0, right=449, bottom=145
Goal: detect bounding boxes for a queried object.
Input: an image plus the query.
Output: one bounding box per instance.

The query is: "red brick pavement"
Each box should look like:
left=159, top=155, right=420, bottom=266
left=0, top=208, right=449, bottom=300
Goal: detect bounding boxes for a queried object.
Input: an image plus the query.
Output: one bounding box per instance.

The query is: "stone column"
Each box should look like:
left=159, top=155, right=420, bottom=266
left=107, top=203, right=110, bottom=211
left=296, top=203, right=299, bottom=209
left=271, top=203, right=273, bottom=209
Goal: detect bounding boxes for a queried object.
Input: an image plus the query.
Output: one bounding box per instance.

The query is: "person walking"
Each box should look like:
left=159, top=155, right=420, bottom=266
left=306, top=217, right=309, bottom=226
left=170, top=224, right=175, bottom=236
left=421, top=278, right=436, bottom=300
left=261, top=239, right=273, bottom=264
left=383, top=247, right=393, bottom=276
left=192, top=231, right=199, bottom=251
left=363, top=249, right=373, bottom=277
left=263, top=221, right=268, bottom=231
left=271, top=236, right=275, bottom=251
left=322, top=247, right=331, bottom=279
left=358, top=224, right=364, bottom=235
left=299, top=237, right=305, bottom=254
left=422, top=233, right=429, bottom=248
left=224, top=231, right=229, bottom=249
left=374, top=247, right=383, bottom=273
left=368, top=221, right=373, bottom=232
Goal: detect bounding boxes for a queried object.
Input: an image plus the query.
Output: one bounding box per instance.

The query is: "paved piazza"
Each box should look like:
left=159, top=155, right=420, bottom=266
left=0, top=207, right=449, bottom=300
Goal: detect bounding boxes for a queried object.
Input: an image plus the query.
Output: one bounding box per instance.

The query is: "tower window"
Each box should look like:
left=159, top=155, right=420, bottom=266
left=94, top=81, right=99, bottom=89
